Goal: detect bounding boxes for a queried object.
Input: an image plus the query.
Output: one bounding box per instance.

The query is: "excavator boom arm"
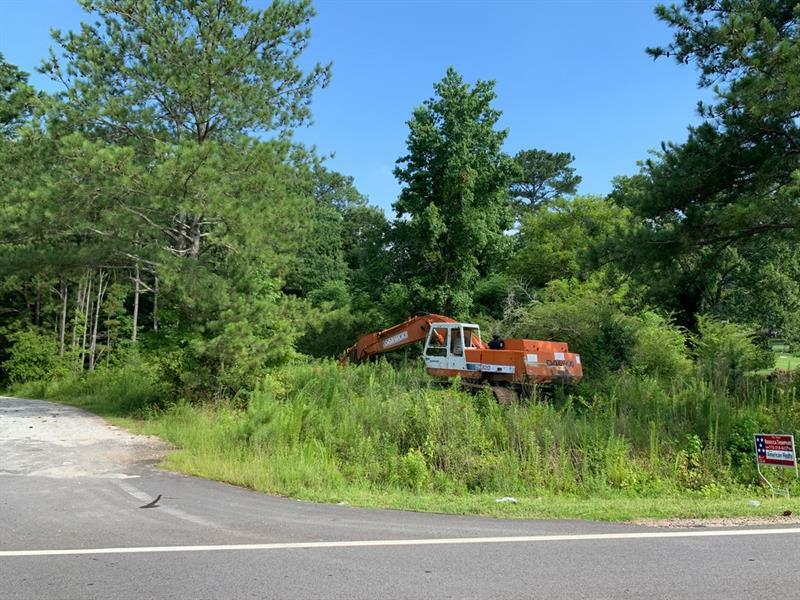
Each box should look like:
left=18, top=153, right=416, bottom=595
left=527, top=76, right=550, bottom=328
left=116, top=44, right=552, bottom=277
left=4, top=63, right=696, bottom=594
left=341, top=314, right=456, bottom=364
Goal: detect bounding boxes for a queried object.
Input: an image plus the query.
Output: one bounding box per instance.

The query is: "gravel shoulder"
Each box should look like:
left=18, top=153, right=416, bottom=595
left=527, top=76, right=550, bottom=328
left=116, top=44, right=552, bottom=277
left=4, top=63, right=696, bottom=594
left=0, top=396, right=170, bottom=479
left=634, top=514, right=800, bottom=528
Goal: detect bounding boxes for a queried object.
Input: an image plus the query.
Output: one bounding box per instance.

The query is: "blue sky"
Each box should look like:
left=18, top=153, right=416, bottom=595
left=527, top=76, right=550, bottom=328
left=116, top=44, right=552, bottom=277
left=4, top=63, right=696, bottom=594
left=1, top=0, right=710, bottom=211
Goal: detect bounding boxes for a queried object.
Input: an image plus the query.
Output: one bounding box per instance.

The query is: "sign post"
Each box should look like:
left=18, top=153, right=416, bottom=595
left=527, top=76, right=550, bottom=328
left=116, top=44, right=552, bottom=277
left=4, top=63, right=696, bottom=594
left=754, top=433, right=798, bottom=498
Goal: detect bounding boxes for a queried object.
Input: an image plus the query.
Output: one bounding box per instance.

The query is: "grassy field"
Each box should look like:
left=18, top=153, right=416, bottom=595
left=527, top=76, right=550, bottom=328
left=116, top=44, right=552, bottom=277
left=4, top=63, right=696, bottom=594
left=132, top=426, right=800, bottom=521
left=755, top=344, right=800, bottom=375
left=12, top=360, right=800, bottom=522
left=773, top=352, right=800, bottom=371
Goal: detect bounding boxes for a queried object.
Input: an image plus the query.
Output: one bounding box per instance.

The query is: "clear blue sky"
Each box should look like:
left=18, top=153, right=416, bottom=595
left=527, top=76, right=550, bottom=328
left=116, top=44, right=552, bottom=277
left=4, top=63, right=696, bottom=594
left=1, top=0, right=710, bottom=211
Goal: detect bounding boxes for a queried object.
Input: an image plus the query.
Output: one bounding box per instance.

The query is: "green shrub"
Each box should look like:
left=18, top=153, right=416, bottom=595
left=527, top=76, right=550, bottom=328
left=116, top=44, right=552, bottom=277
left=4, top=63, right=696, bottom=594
left=397, top=448, right=429, bottom=490
left=694, top=316, right=773, bottom=385
left=629, top=312, right=692, bottom=380
left=505, top=279, right=636, bottom=379
left=2, top=329, right=66, bottom=383
left=506, top=281, right=693, bottom=383
left=675, top=434, right=706, bottom=490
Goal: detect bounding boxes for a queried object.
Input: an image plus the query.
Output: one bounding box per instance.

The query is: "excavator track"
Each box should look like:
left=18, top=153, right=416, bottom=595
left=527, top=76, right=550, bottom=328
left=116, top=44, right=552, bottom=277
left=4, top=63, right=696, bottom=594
left=489, top=385, right=519, bottom=405
left=458, top=381, right=520, bottom=404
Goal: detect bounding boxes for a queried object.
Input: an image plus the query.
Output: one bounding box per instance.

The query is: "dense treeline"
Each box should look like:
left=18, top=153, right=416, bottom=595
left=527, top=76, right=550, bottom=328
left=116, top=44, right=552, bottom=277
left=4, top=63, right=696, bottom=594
left=2, top=0, right=797, bottom=401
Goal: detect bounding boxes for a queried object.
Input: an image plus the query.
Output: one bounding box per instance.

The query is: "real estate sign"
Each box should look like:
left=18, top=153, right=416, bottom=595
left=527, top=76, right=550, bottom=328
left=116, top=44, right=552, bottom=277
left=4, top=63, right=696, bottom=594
left=754, top=434, right=797, bottom=468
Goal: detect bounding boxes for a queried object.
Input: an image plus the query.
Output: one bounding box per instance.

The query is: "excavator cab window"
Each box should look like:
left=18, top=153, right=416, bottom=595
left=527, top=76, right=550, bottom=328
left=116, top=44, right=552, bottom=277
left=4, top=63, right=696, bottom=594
left=425, top=326, right=449, bottom=357
left=450, top=328, right=463, bottom=357
left=463, top=327, right=479, bottom=348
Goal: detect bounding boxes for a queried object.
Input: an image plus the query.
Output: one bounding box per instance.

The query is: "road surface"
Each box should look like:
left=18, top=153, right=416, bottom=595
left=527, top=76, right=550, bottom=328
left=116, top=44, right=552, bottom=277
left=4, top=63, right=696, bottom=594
left=2, top=396, right=799, bottom=599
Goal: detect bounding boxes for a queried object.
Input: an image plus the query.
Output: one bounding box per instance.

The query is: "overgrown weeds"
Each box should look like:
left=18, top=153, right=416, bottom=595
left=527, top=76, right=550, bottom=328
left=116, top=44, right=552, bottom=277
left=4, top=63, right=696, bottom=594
left=17, top=359, right=800, bottom=516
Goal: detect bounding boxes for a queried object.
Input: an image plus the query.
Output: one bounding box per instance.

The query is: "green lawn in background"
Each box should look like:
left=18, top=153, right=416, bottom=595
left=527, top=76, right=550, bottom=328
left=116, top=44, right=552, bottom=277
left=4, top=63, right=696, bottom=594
left=774, top=353, right=800, bottom=371
left=754, top=344, right=800, bottom=375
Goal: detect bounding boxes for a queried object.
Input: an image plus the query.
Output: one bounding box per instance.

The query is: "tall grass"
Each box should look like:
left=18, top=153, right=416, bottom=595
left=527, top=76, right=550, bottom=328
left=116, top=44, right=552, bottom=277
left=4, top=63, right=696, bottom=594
left=13, top=360, right=800, bottom=507
left=12, top=363, right=166, bottom=416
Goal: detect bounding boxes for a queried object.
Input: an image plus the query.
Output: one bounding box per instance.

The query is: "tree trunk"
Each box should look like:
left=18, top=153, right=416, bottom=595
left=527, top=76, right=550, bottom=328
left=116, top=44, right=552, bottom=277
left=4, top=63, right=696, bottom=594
left=34, top=289, right=41, bottom=326
left=153, top=274, right=159, bottom=332
left=80, top=276, right=93, bottom=370
left=189, top=215, right=201, bottom=259
left=71, top=276, right=86, bottom=356
left=59, top=277, right=68, bottom=357
left=132, top=262, right=140, bottom=344
left=89, top=271, right=107, bottom=371
left=177, top=212, right=187, bottom=254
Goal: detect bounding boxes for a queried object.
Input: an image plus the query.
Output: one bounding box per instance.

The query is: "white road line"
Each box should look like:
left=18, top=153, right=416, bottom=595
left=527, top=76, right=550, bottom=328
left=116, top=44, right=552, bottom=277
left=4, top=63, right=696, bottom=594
left=3, top=527, right=800, bottom=558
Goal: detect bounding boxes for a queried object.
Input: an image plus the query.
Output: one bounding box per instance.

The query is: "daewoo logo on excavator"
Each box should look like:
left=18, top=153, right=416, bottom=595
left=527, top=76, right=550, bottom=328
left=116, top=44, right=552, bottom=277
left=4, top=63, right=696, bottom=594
left=546, top=359, right=575, bottom=367
left=381, top=331, right=409, bottom=349
left=341, top=314, right=582, bottom=403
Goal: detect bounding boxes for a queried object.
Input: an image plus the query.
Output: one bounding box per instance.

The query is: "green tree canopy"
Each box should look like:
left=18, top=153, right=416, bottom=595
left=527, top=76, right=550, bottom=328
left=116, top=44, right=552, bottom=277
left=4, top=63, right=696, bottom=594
left=284, top=165, right=365, bottom=296
left=606, top=1, right=800, bottom=328
left=43, top=0, right=330, bottom=141
left=617, top=0, right=800, bottom=258
left=509, top=195, right=633, bottom=289
left=0, top=54, right=35, bottom=135
left=509, top=149, right=581, bottom=213
left=392, top=67, right=516, bottom=315
left=0, top=0, right=331, bottom=393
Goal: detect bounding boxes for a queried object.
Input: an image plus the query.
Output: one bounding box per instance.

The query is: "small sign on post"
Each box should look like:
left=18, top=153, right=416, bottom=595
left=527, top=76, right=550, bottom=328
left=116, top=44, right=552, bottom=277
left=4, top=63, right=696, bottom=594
left=754, top=433, right=798, bottom=497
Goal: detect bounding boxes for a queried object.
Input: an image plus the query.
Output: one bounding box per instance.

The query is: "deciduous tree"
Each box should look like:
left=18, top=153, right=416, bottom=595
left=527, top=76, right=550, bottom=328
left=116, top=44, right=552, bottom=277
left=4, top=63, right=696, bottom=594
left=393, top=68, right=516, bottom=315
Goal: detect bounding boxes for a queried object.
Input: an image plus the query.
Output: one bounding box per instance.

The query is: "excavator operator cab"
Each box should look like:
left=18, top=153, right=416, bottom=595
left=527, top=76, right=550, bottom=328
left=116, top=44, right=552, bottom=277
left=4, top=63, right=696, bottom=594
left=422, top=322, right=481, bottom=372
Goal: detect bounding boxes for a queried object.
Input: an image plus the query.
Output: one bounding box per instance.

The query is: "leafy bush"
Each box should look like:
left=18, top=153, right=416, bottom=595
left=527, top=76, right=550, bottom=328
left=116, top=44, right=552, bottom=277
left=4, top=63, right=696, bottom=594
left=505, top=280, right=692, bottom=383
left=2, top=329, right=65, bottom=383
left=694, top=315, right=773, bottom=385
left=397, top=448, right=429, bottom=490
left=628, top=312, right=692, bottom=380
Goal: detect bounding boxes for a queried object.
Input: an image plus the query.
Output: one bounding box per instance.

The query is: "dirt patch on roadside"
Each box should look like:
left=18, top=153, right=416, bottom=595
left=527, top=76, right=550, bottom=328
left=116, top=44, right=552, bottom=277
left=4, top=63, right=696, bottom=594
left=0, top=396, right=171, bottom=479
left=634, top=514, right=800, bottom=528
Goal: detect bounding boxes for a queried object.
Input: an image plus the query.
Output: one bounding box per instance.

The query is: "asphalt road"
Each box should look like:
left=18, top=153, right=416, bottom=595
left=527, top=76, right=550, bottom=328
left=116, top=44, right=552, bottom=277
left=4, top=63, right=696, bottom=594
left=2, top=396, right=799, bottom=600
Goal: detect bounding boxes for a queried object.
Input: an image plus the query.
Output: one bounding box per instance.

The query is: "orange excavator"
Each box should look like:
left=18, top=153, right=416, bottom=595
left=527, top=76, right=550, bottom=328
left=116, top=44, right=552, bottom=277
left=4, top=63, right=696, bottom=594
left=341, top=314, right=582, bottom=402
